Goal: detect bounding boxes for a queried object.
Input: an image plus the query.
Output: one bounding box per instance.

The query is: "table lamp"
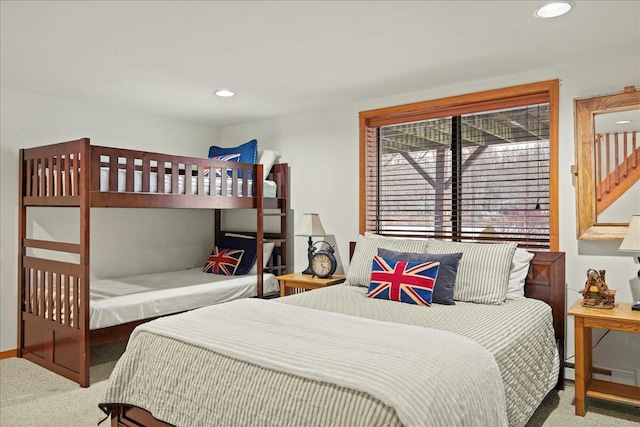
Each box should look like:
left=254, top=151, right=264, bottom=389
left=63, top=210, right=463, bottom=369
left=295, top=213, right=327, bottom=274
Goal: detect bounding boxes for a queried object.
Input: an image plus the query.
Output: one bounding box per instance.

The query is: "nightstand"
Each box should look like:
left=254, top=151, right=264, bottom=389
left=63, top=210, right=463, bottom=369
left=277, top=273, right=346, bottom=297
left=568, top=300, right=640, bottom=416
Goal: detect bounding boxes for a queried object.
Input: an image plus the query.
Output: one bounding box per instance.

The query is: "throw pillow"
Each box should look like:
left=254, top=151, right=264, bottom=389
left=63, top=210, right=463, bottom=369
left=208, top=139, right=258, bottom=179
left=258, top=149, right=277, bottom=181
left=378, top=248, right=462, bottom=305
left=366, top=256, right=440, bottom=306
left=427, top=240, right=517, bottom=305
left=506, top=248, right=535, bottom=299
left=223, top=232, right=275, bottom=274
left=203, top=247, right=244, bottom=275
left=216, top=235, right=258, bottom=275
left=204, top=153, right=241, bottom=178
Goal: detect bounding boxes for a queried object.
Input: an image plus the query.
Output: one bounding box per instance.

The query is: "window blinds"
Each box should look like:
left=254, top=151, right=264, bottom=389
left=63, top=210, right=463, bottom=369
left=365, top=104, right=550, bottom=249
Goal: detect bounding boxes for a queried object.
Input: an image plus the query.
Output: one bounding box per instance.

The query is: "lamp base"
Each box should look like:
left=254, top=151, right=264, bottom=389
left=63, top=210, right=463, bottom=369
left=301, top=236, right=314, bottom=274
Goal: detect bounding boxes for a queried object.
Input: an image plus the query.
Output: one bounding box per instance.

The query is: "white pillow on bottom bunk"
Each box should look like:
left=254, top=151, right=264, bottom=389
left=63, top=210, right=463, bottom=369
left=224, top=233, right=275, bottom=274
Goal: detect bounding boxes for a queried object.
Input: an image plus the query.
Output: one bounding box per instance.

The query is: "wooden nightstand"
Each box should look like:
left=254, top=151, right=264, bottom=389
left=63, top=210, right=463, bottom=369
left=568, top=300, right=640, bottom=416
left=277, top=273, right=346, bottom=297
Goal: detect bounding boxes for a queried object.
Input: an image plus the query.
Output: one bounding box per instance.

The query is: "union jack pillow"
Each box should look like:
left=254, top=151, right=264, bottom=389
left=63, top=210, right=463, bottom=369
left=204, top=153, right=241, bottom=178
left=203, top=246, right=245, bottom=276
left=367, top=256, right=440, bottom=306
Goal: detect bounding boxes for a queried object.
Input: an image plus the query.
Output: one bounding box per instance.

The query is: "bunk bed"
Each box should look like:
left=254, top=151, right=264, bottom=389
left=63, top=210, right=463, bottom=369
left=17, top=138, right=289, bottom=387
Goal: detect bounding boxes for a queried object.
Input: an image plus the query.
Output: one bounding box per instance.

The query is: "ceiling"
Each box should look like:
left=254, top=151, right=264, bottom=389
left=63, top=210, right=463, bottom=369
left=1, top=1, right=638, bottom=128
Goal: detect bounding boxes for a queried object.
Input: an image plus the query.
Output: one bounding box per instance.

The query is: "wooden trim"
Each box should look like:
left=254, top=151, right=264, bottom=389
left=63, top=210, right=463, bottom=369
left=23, top=239, right=81, bottom=254
left=0, top=349, right=18, bottom=359
left=359, top=114, right=367, bottom=235
left=360, top=81, right=557, bottom=127
left=548, top=80, right=560, bottom=251
left=89, top=192, right=258, bottom=209
left=359, top=80, right=560, bottom=249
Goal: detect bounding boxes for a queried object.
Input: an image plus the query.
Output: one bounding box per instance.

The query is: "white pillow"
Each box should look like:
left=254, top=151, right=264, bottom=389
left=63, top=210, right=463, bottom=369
left=347, top=234, right=429, bottom=287
left=258, top=149, right=277, bottom=181
left=224, top=233, right=275, bottom=274
left=506, top=248, right=535, bottom=300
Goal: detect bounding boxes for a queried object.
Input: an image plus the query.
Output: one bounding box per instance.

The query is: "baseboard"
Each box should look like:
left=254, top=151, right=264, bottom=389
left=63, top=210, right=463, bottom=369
left=565, top=361, right=612, bottom=376
left=0, top=349, right=18, bottom=359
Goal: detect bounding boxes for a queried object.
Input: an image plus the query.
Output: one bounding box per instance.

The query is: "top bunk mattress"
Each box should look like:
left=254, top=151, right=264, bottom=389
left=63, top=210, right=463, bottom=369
left=99, top=167, right=277, bottom=197
left=90, top=268, right=278, bottom=330
left=40, top=168, right=277, bottom=198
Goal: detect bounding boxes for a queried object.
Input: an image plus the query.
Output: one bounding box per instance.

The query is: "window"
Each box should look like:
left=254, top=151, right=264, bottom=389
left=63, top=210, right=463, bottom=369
left=359, top=81, right=559, bottom=251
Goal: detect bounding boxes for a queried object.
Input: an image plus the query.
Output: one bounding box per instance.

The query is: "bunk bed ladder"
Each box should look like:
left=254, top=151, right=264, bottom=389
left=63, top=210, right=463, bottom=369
left=213, top=163, right=289, bottom=298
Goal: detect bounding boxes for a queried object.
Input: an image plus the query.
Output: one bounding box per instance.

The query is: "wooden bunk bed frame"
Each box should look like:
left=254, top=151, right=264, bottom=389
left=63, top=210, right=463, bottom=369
left=17, top=138, right=289, bottom=387
left=109, top=248, right=566, bottom=427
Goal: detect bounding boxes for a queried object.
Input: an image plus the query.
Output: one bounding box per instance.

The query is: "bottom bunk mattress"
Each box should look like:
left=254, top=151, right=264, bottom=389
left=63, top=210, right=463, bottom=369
left=90, top=269, right=278, bottom=330
left=101, top=284, right=559, bottom=427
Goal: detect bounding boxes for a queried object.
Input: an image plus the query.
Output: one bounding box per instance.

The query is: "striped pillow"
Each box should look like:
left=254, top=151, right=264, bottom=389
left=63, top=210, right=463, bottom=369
left=346, top=234, right=429, bottom=287
left=427, top=240, right=517, bottom=305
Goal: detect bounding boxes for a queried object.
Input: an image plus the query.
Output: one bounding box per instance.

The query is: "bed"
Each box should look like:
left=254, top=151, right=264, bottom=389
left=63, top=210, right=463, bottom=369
left=17, top=138, right=290, bottom=387
left=102, top=237, right=565, bottom=427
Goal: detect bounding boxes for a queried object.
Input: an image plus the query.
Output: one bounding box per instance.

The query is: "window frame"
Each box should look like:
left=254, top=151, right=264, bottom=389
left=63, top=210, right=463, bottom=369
left=359, top=80, right=560, bottom=251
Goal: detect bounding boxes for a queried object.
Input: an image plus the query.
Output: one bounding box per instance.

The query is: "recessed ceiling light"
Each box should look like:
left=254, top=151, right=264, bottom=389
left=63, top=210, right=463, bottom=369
left=533, top=2, right=574, bottom=19
left=616, top=120, right=632, bottom=124
left=215, top=89, right=235, bottom=97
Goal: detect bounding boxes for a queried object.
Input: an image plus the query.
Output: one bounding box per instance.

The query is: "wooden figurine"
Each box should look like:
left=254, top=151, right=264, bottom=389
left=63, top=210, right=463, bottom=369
left=581, top=269, right=616, bottom=309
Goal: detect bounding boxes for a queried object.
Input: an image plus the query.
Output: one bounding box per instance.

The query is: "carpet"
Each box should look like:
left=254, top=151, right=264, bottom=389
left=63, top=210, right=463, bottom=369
left=1, top=342, right=639, bottom=426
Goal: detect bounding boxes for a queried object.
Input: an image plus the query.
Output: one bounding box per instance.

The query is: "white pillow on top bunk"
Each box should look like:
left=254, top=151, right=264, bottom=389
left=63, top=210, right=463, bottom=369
left=258, top=150, right=277, bottom=181
left=224, top=233, right=275, bottom=274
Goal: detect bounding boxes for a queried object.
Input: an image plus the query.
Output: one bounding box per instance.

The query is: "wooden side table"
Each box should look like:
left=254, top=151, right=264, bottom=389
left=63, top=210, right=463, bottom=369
left=277, top=273, right=346, bottom=297
left=568, top=300, right=640, bottom=416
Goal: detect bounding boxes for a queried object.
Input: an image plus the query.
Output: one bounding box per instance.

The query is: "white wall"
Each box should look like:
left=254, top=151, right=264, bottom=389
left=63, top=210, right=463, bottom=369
left=221, top=51, right=640, bottom=384
left=0, top=88, right=219, bottom=352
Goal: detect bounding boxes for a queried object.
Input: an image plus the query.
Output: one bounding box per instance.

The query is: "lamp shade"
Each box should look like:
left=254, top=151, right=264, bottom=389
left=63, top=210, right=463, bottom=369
left=295, top=213, right=327, bottom=237
left=619, top=214, right=640, bottom=253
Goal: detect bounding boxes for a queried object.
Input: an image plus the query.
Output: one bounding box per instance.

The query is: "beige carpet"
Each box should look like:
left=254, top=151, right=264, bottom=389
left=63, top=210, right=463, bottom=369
left=1, top=343, right=639, bottom=426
